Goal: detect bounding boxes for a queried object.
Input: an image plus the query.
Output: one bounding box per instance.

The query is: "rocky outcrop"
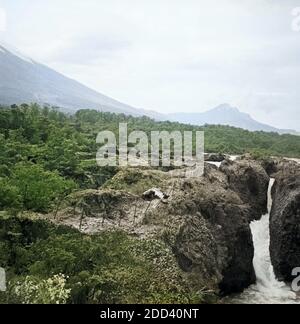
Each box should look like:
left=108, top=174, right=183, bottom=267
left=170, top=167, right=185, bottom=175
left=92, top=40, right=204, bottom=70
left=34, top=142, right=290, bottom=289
left=220, top=159, right=270, bottom=220
left=171, top=168, right=256, bottom=295
left=260, top=158, right=279, bottom=176
left=55, top=162, right=266, bottom=295
left=270, top=161, right=300, bottom=282
left=205, top=153, right=227, bottom=162
left=142, top=188, right=169, bottom=202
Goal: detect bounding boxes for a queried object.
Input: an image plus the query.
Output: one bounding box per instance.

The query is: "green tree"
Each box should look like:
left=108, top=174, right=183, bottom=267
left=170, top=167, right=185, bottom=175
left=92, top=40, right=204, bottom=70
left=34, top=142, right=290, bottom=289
left=0, top=178, right=22, bottom=211
left=12, top=163, right=77, bottom=212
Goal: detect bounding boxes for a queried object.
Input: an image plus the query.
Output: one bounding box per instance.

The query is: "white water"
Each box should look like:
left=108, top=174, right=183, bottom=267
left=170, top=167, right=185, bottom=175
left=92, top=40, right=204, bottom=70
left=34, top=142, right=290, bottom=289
left=230, top=178, right=298, bottom=304
left=206, top=155, right=240, bottom=169
left=206, top=161, right=222, bottom=168
left=229, top=155, right=239, bottom=161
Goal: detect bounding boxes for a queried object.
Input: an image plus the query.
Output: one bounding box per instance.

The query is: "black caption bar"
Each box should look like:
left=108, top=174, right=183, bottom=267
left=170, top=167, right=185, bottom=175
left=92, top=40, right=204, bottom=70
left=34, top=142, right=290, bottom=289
left=0, top=304, right=211, bottom=322
left=0, top=303, right=262, bottom=322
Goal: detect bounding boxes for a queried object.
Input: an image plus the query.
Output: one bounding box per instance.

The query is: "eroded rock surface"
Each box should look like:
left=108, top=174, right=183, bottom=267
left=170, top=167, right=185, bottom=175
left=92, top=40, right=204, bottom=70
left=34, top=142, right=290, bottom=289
left=205, top=153, right=227, bottom=162
left=172, top=175, right=255, bottom=294
left=270, top=161, right=300, bottom=281
left=220, top=159, right=269, bottom=220
left=53, top=161, right=272, bottom=295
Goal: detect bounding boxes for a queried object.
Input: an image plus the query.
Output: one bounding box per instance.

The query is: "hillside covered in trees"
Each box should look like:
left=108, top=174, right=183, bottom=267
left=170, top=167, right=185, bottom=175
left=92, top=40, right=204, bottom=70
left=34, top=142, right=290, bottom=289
left=0, top=104, right=299, bottom=304
left=0, top=103, right=299, bottom=214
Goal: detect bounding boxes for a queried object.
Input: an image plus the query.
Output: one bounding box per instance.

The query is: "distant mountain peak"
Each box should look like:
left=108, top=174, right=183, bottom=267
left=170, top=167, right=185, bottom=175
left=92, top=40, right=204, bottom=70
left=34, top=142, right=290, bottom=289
left=168, top=104, right=297, bottom=135
left=212, top=104, right=239, bottom=113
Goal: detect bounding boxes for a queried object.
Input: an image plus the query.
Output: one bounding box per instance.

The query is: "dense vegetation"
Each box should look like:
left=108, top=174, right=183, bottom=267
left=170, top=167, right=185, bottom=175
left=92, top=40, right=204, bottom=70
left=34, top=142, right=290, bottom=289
left=0, top=217, right=207, bottom=304
left=0, top=103, right=299, bottom=304
left=0, top=103, right=299, bottom=214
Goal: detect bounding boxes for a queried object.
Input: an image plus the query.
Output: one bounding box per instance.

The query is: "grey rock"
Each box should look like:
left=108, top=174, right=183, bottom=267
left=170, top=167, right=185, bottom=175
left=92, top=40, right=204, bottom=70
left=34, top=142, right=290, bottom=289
left=270, top=161, right=300, bottom=281
left=204, top=153, right=227, bottom=162
left=172, top=174, right=256, bottom=295
left=220, top=159, right=270, bottom=220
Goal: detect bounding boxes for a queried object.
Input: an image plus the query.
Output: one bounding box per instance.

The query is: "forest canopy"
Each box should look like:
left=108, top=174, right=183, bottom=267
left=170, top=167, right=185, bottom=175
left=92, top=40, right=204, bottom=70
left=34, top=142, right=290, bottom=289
left=0, top=103, right=299, bottom=214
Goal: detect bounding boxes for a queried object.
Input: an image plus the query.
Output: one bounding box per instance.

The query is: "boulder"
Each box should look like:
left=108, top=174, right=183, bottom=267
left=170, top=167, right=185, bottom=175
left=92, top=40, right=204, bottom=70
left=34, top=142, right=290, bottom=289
left=171, top=176, right=256, bottom=295
left=260, top=158, right=279, bottom=176
left=270, top=161, right=300, bottom=281
left=205, top=153, right=227, bottom=162
left=142, top=188, right=169, bottom=202
left=220, top=159, right=270, bottom=220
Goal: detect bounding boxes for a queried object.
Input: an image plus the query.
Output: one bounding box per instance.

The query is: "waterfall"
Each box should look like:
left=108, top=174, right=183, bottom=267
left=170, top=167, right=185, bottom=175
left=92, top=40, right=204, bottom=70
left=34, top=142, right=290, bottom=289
left=229, top=178, right=297, bottom=304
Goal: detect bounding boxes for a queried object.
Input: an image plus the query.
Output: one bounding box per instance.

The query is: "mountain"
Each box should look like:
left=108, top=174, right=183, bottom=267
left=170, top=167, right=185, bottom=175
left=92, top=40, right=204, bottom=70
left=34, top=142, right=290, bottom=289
left=0, top=43, right=297, bottom=135
left=168, top=104, right=298, bottom=135
left=0, top=43, right=163, bottom=119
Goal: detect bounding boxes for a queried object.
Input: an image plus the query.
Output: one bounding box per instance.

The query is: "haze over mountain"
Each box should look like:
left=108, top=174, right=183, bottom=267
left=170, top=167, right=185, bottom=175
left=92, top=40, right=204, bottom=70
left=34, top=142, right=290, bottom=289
left=0, top=43, right=297, bottom=135
left=168, top=105, right=298, bottom=135
left=0, top=43, right=162, bottom=119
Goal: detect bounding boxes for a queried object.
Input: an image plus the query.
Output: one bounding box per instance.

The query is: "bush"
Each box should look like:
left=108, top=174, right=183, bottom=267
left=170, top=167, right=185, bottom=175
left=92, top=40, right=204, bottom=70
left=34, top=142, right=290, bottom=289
left=0, top=217, right=207, bottom=304
left=11, top=163, right=77, bottom=212
left=10, top=274, right=71, bottom=304
left=0, top=178, right=22, bottom=211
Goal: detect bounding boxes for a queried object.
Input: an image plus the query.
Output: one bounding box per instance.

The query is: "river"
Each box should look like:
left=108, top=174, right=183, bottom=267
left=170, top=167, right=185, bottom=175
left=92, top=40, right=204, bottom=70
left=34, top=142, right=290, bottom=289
left=228, top=179, right=299, bottom=304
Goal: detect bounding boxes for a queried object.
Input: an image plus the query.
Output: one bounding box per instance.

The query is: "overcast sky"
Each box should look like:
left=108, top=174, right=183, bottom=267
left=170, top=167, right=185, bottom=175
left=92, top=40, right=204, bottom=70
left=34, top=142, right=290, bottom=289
left=0, top=0, right=300, bottom=130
